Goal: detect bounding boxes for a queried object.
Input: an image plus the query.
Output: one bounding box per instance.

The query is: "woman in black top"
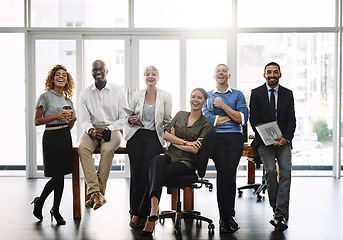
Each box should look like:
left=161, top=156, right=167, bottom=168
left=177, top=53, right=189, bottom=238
left=31, top=64, right=76, bottom=225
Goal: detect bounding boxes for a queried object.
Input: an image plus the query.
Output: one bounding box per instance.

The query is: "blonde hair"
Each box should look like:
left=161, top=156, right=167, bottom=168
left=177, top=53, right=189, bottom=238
left=143, top=65, right=159, bottom=76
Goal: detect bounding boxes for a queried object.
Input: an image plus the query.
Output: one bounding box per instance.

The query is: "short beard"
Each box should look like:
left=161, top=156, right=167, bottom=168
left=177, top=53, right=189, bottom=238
left=268, top=77, right=278, bottom=86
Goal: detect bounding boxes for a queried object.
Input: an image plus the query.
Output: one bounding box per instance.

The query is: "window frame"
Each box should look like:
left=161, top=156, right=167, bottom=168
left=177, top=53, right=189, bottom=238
left=0, top=0, right=341, bottom=178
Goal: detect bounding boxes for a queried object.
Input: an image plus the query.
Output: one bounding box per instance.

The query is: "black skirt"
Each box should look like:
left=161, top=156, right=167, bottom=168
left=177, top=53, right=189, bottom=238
left=42, top=126, right=73, bottom=177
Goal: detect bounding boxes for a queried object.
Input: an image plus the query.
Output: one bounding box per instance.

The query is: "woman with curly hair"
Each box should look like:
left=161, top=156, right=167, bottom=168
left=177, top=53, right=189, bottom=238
left=31, top=64, right=76, bottom=225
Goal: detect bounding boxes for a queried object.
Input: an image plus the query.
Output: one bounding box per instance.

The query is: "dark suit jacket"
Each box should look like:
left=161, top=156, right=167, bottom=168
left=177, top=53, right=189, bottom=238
left=249, top=83, right=296, bottom=148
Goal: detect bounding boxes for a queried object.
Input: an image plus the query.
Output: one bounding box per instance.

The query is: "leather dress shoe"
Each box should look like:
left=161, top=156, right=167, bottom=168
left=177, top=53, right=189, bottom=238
left=227, top=216, right=240, bottom=233
left=270, top=217, right=288, bottom=231
left=93, top=192, right=107, bottom=210
left=219, top=216, right=240, bottom=233
left=85, top=195, right=94, bottom=208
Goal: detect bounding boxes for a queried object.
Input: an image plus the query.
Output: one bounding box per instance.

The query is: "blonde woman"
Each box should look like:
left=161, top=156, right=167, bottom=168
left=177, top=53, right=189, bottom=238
left=125, top=66, right=172, bottom=229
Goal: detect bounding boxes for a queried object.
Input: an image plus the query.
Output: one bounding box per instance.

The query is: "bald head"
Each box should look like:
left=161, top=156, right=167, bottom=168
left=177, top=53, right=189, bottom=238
left=93, top=60, right=107, bottom=68
left=92, top=60, right=108, bottom=90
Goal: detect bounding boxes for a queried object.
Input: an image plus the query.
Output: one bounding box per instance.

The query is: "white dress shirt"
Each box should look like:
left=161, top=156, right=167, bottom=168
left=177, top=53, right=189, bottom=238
left=79, top=81, right=128, bottom=133
left=266, top=84, right=279, bottom=107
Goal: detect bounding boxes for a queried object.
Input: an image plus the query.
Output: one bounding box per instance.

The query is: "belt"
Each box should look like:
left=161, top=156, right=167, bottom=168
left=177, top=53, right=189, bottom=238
left=45, top=124, right=69, bottom=131
left=93, top=125, right=109, bottom=129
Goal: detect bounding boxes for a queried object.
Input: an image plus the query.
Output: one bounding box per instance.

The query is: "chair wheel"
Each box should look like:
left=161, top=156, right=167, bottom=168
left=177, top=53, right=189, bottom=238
left=208, top=223, right=215, bottom=230
left=174, top=219, right=181, bottom=236
left=174, top=214, right=181, bottom=235
left=238, top=190, right=243, bottom=195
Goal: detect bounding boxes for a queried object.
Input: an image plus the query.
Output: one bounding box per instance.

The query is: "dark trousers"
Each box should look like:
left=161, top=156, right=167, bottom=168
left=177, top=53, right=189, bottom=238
left=212, top=133, right=244, bottom=219
left=126, top=129, right=162, bottom=218
left=148, top=155, right=194, bottom=201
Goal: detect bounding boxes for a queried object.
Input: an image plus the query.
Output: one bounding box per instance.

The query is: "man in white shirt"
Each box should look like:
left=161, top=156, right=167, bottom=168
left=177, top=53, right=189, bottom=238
left=78, top=59, right=127, bottom=210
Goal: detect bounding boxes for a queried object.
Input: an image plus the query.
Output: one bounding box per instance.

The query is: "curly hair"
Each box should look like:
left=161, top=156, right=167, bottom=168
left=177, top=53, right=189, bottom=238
left=44, top=64, right=75, bottom=100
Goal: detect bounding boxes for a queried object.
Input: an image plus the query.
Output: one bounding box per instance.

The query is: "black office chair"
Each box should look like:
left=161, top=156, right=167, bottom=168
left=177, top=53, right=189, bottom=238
left=237, top=156, right=267, bottom=201
left=197, top=178, right=213, bottom=191
left=159, top=129, right=216, bottom=236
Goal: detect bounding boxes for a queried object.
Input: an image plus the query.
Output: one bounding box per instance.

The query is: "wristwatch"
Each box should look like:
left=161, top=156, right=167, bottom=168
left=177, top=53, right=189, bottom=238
left=182, top=140, right=187, bottom=145
left=88, top=128, right=95, bottom=136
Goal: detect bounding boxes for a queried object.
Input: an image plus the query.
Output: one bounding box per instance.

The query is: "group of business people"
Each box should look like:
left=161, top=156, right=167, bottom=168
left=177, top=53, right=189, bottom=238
left=31, top=59, right=296, bottom=235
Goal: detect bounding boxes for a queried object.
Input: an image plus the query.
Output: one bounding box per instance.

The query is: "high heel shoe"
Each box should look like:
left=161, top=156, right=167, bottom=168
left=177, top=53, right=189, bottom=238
left=50, top=208, right=66, bottom=225
left=31, top=197, right=43, bottom=221
left=141, top=215, right=158, bottom=236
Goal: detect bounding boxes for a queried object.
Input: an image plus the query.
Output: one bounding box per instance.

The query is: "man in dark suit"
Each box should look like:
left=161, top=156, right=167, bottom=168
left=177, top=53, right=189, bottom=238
left=249, top=62, right=296, bottom=231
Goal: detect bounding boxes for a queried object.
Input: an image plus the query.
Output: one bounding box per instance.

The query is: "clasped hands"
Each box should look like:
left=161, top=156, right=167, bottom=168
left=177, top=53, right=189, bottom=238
left=89, top=128, right=104, bottom=140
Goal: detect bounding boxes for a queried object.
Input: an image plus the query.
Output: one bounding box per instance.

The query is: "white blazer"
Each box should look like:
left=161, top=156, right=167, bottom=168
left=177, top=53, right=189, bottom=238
left=124, top=88, right=172, bottom=146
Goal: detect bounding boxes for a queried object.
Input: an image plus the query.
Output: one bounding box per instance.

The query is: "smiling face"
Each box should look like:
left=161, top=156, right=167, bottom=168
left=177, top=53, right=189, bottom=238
left=53, top=69, right=68, bottom=89
left=144, top=69, right=159, bottom=87
left=92, top=60, right=108, bottom=86
left=264, top=65, right=281, bottom=88
left=190, top=90, right=206, bottom=111
left=214, top=64, right=231, bottom=86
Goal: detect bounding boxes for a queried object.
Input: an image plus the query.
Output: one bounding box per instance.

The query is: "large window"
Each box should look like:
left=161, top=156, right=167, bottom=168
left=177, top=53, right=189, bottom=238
left=0, top=0, right=24, bottom=27
left=134, top=0, right=232, bottom=28
left=139, top=40, right=180, bottom=114
left=238, top=33, right=335, bottom=170
left=0, top=34, right=25, bottom=169
left=186, top=39, right=227, bottom=110
left=237, top=0, right=335, bottom=27
left=84, top=40, right=126, bottom=87
left=35, top=39, right=77, bottom=174
left=1, top=1, right=342, bottom=177
left=31, top=0, right=128, bottom=28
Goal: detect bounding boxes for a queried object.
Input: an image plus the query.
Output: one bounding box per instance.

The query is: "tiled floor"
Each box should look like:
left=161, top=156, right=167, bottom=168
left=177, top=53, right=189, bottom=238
left=0, top=176, right=342, bottom=240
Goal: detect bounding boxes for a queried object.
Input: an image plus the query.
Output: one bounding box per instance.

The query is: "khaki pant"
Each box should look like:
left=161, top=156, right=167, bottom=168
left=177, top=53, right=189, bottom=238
left=78, top=130, right=122, bottom=196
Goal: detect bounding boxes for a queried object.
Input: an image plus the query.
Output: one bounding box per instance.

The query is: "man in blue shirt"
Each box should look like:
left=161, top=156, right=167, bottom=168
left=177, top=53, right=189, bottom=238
left=203, top=64, right=248, bottom=233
